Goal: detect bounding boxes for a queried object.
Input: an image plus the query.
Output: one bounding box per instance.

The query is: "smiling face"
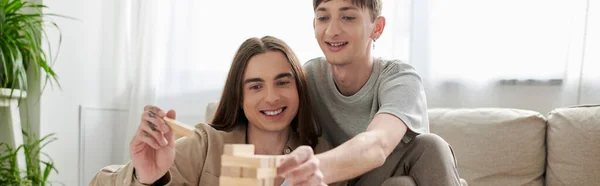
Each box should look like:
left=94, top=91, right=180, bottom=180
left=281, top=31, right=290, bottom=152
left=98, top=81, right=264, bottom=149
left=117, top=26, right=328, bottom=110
left=211, top=36, right=321, bottom=147
left=313, top=0, right=384, bottom=65
left=241, top=51, right=300, bottom=132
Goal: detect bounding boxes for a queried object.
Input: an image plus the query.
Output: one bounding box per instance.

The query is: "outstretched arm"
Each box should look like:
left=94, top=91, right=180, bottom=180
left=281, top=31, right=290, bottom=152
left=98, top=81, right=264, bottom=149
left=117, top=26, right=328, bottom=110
left=317, top=113, right=407, bottom=183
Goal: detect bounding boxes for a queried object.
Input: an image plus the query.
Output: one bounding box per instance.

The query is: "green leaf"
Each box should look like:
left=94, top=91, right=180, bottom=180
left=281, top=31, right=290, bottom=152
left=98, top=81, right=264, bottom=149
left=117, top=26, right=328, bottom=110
left=44, top=13, right=77, bottom=21
left=42, top=161, right=53, bottom=183
left=5, top=0, right=23, bottom=15
left=0, top=8, right=5, bottom=32
left=0, top=39, right=11, bottom=87
left=24, top=4, right=47, bottom=9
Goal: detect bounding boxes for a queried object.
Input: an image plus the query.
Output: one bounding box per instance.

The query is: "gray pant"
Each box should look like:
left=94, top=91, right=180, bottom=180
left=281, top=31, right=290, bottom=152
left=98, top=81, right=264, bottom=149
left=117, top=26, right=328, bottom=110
left=350, top=133, right=464, bottom=186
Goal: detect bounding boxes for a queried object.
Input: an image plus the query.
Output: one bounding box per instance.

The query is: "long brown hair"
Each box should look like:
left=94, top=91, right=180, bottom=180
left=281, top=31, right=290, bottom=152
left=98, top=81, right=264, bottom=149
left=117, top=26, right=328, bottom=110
left=211, top=36, right=321, bottom=148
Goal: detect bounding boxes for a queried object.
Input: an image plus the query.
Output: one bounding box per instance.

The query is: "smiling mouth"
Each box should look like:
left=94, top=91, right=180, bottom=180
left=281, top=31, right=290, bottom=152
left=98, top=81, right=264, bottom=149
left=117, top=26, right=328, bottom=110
left=326, top=42, right=348, bottom=47
left=260, top=107, right=287, bottom=116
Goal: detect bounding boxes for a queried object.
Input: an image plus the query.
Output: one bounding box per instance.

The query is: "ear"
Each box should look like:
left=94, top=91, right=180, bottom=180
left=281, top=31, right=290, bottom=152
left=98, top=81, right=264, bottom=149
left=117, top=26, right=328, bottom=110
left=313, top=18, right=316, bottom=29
left=371, top=16, right=386, bottom=40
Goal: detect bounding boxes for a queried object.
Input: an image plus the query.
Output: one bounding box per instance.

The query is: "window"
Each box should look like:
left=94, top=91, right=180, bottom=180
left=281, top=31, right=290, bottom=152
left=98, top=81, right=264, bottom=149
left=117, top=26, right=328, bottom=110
left=428, top=0, right=587, bottom=81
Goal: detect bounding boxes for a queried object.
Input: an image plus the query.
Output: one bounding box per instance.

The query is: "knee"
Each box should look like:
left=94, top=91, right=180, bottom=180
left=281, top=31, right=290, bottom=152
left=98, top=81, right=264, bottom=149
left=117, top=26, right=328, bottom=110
left=382, top=176, right=417, bottom=186
left=413, top=133, right=451, bottom=154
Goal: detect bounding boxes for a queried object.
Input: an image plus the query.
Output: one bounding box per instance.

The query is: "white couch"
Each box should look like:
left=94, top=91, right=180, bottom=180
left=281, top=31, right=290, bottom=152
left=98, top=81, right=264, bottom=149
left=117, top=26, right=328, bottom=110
left=206, top=102, right=600, bottom=186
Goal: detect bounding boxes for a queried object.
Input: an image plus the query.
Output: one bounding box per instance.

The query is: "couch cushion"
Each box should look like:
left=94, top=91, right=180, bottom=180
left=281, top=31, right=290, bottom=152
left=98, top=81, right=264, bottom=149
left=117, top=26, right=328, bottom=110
left=429, top=108, right=546, bottom=186
left=546, top=105, right=600, bottom=186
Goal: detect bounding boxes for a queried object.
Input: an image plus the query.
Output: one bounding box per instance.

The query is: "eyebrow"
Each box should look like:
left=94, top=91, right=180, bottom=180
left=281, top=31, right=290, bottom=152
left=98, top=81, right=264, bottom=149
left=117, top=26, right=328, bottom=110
left=243, top=78, right=263, bottom=84
left=243, top=72, right=293, bottom=85
left=274, top=72, right=293, bottom=80
left=316, top=6, right=358, bottom=12
left=340, top=6, right=358, bottom=11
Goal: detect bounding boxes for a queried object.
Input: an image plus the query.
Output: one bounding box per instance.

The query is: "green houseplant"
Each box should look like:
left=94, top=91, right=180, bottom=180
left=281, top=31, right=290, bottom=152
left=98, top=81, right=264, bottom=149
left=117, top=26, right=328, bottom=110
left=0, top=0, right=62, bottom=96
left=1, top=0, right=68, bottom=185
left=0, top=132, right=58, bottom=186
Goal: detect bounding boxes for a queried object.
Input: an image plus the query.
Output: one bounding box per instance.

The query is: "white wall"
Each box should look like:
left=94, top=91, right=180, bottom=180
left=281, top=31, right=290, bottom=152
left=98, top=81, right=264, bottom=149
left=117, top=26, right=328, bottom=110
left=41, top=0, right=127, bottom=185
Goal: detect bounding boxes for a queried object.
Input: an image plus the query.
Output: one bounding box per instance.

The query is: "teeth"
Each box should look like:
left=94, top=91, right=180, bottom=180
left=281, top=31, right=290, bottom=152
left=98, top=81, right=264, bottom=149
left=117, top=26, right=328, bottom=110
left=329, top=42, right=346, bottom=47
left=264, top=108, right=283, bottom=116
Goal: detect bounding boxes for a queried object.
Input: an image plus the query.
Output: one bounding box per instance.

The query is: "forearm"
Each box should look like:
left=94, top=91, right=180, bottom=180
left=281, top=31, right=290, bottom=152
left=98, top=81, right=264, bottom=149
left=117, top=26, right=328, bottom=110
left=317, top=132, right=387, bottom=184
left=318, top=114, right=408, bottom=183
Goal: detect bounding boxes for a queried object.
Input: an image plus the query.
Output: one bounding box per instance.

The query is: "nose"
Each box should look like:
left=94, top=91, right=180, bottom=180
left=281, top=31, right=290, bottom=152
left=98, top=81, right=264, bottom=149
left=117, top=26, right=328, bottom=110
left=264, top=86, right=281, bottom=105
left=325, top=19, right=341, bottom=38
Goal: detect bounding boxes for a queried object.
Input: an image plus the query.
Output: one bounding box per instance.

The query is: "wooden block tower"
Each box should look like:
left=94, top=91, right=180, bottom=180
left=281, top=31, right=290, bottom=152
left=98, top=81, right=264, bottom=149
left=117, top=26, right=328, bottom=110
left=219, top=144, right=283, bottom=186
left=161, top=118, right=284, bottom=185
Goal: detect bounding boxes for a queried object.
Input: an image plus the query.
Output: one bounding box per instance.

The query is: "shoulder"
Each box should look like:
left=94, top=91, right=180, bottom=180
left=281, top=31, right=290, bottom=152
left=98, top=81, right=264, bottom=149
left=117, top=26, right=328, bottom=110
left=192, top=123, right=220, bottom=139
left=378, top=59, right=420, bottom=77
left=375, top=59, right=425, bottom=96
left=302, top=57, right=330, bottom=88
left=377, top=59, right=423, bottom=85
left=302, top=57, right=327, bottom=73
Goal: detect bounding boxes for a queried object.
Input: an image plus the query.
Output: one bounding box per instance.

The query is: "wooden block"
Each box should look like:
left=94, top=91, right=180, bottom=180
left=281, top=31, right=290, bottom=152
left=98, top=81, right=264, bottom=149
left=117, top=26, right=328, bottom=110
left=221, top=167, right=277, bottom=179
left=221, top=155, right=277, bottom=168
left=224, top=144, right=255, bottom=156
left=163, top=117, right=195, bottom=138
left=263, top=178, right=275, bottom=186
left=219, top=177, right=275, bottom=186
left=242, top=168, right=277, bottom=179
left=219, top=177, right=264, bottom=186
left=220, top=166, right=242, bottom=177
left=252, top=155, right=285, bottom=167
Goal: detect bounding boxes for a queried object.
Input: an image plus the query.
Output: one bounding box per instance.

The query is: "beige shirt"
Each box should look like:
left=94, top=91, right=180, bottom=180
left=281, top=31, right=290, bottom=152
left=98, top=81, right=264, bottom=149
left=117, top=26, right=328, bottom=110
left=90, top=123, right=344, bottom=186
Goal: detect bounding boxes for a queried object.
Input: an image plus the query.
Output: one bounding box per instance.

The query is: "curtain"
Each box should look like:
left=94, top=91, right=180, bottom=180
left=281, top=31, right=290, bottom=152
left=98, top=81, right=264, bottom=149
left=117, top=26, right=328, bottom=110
left=414, top=0, right=599, bottom=113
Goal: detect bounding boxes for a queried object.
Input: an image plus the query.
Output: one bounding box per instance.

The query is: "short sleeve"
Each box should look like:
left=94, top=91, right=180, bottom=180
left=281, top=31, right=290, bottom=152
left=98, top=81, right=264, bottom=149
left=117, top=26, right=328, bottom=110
left=376, top=62, right=429, bottom=135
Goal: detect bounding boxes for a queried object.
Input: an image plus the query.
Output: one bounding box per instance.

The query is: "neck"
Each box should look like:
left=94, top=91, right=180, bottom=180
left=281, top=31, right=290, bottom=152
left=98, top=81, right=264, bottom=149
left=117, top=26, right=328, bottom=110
left=247, top=124, right=290, bottom=155
left=330, top=56, right=374, bottom=96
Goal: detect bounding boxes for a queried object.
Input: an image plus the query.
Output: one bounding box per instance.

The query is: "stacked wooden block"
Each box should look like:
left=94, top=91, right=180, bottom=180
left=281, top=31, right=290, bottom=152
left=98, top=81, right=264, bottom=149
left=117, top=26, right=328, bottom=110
left=220, top=144, right=284, bottom=186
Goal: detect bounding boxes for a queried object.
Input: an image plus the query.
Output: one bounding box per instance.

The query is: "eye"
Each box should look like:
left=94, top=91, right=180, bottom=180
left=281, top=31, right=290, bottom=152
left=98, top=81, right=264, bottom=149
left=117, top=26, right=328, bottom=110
left=342, top=16, right=356, bottom=21
left=317, top=16, right=330, bottom=21
left=249, top=84, right=262, bottom=90
left=277, top=81, right=290, bottom=86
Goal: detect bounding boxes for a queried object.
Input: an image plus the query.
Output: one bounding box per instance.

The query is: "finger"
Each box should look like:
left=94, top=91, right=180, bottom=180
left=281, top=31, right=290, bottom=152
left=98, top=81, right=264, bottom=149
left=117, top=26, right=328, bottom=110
left=130, top=135, right=146, bottom=154
left=287, top=157, right=320, bottom=184
left=137, top=130, right=161, bottom=149
left=142, top=111, right=170, bottom=133
left=140, top=120, right=169, bottom=146
left=277, top=155, right=300, bottom=177
left=144, top=105, right=166, bottom=118
left=278, top=146, right=313, bottom=177
left=163, top=124, right=176, bottom=147
left=166, top=109, right=176, bottom=119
